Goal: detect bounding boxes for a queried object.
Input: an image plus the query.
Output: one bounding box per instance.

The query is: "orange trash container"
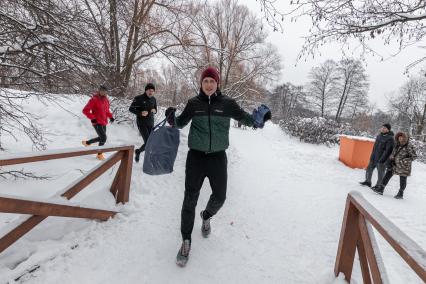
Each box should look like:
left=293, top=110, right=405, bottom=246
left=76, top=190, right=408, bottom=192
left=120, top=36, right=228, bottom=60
left=339, top=135, right=375, bottom=169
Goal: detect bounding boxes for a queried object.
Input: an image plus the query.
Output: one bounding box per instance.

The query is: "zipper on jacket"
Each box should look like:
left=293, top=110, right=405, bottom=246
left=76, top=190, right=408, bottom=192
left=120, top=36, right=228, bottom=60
left=208, top=95, right=212, bottom=152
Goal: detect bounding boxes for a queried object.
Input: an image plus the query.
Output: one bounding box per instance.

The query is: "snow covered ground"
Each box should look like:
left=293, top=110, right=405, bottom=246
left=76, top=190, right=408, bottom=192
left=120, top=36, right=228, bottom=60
left=0, top=94, right=425, bottom=283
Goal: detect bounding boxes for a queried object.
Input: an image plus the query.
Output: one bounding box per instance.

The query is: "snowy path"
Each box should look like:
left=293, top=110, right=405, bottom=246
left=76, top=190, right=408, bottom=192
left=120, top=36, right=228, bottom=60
left=0, top=95, right=425, bottom=283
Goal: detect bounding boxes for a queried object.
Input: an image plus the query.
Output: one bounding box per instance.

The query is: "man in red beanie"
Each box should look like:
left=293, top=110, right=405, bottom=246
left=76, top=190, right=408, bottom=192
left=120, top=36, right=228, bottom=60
left=166, top=66, right=271, bottom=267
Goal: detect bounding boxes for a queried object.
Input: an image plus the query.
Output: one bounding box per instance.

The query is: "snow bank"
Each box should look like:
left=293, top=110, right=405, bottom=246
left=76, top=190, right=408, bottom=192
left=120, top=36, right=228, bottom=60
left=0, top=93, right=425, bottom=283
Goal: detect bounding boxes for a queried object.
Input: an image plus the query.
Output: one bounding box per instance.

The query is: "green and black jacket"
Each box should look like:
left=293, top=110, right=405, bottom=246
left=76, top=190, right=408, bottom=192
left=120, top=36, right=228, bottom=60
left=175, top=90, right=254, bottom=152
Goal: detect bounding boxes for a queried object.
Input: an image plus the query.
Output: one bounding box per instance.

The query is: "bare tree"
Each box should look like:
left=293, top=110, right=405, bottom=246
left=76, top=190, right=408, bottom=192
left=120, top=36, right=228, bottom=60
left=334, top=59, right=369, bottom=122
left=0, top=0, right=90, bottom=91
left=74, top=0, right=195, bottom=97
left=389, top=75, right=426, bottom=135
left=256, top=0, right=285, bottom=32
left=306, top=59, right=338, bottom=117
left=289, top=0, right=426, bottom=68
left=268, top=83, right=309, bottom=121
left=165, top=0, right=281, bottom=103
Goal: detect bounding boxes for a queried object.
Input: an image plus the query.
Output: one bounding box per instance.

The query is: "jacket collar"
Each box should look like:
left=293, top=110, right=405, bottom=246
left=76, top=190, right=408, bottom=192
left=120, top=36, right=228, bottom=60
left=198, top=89, right=222, bottom=102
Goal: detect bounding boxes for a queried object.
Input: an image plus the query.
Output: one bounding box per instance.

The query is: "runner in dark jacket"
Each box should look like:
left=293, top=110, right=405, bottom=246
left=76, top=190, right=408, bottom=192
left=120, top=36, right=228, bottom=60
left=82, top=85, right=115, bottom=160
left=360, top=123, right=394, bottom=188
left=166, top=67, right=271, bottom=267
left=129, top=83, right=157, bottom=162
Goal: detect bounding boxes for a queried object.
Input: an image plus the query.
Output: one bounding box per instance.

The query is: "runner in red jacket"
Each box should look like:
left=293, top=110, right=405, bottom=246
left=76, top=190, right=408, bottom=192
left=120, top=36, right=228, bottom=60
left=82, top=85, right=115, bottom=160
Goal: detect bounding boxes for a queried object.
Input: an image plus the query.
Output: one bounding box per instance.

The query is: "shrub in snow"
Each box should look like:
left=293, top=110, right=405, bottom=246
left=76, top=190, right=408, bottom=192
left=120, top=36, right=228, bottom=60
left=279, top=116, right=367, bottom=146
left=279, top=116, right=426, bottom=163
left=407, top=139, right=426, bottom=164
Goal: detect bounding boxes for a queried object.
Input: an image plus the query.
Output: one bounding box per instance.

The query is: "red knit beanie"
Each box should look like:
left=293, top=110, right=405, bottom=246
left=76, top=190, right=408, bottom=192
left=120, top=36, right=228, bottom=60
left=200, top=67, right=219, bottom=83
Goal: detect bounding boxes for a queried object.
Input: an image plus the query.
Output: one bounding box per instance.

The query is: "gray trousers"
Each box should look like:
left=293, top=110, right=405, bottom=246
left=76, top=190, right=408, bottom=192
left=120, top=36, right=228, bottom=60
left=365, top=161, right=386, bottom=186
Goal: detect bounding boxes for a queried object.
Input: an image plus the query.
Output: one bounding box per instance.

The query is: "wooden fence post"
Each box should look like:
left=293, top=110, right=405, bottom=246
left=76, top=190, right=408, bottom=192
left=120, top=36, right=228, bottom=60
left=116, top=148, right=134, bottom=204
left=334, top=196, right=359, bottom=281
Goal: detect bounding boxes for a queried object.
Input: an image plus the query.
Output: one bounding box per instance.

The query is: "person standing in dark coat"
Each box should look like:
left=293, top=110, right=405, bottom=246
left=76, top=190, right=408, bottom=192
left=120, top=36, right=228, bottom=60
left=360, top=123, right=394, bottom=188
left=129, top=83, right=157, bottom=162
left=372, top=132, right=417, bottom=199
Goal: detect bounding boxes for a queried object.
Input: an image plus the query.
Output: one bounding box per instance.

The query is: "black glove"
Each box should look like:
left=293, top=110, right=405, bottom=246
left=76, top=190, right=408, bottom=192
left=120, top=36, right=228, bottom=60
left=165, top=107, right=176, bottom=117
left=165, top=107, right=177, bottom=126
left=109, top=117, right=115, bottom=123
left=263, top=110, right=272, bottom=122
left=91, top=119, right=97, bottom=124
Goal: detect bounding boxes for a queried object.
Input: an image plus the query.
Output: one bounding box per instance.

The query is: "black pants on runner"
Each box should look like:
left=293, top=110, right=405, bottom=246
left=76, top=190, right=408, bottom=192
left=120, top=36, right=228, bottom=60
left=381, top=170, right=407, bottom=191
left=87, top=124, right=107, bottom=146
left=181, top=149, right=227, bottom=241
left=136, top=121, right=153, bottom=152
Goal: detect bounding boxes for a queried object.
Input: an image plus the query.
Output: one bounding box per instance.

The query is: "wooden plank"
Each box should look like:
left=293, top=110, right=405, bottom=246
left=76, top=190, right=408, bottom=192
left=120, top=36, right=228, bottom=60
left=366, top=221, right=390, bottom=284
left=0, top=151, right=123, bottom=254
left=0, top=145, right=132, bottom=166
left=110, top=160, right=124, bottom=199
left=334, top=196, right=360, bottom=281
left=0, top=216, right=46, bottom=254
left=357, top=239, right=372, bottom=284
left=358, top=214, right=383, bottom=284
left=116, top=148, right=134, bottom=204
left=60, top=151, right=123, bottom=199
left=349, top=192, right=426, bottom=281
left=0, top=197, right=116, bottom=220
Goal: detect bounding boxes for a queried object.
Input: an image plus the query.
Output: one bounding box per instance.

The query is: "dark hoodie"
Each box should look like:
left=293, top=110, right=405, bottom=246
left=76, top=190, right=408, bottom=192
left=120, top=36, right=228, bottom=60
left=370, top=131, right=395, bottom=163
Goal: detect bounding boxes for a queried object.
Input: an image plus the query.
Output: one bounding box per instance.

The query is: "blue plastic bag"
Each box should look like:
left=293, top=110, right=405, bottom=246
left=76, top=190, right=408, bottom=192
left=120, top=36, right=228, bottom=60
left=143, top=118, right=180, bottom=175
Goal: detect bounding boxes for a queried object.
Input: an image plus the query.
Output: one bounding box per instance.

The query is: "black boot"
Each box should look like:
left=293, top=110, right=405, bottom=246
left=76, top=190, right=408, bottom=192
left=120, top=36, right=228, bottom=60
left=394, top=190, right=404, bottom=199
left=372, top=185, right=384, bottom=195
left=200, top=211, right=211, bottom=238
left=360, top=181, right=372, bottom=187
left=135, top=149, right=141, bottom=163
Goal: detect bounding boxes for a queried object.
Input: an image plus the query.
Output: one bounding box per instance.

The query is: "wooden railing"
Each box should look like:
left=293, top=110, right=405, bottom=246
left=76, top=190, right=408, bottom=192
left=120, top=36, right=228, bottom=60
left=335, top=192, right=426, bottom=283
left=0, top=145, right=134, bottom=254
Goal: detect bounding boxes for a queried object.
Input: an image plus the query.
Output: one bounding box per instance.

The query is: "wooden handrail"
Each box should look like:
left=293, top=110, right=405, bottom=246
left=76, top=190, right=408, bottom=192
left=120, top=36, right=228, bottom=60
left=0, top=196, right=116, bottom=221
left=0, top=145, right=134, bottom=254
left=0, top=145, right=133, bottom=166
left=335, top=191, right=426, bottom=283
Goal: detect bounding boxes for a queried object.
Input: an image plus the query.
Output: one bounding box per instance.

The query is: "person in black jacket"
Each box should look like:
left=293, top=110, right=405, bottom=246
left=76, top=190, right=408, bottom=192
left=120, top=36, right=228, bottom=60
left=129, top=83, right=157, bottom=162
left=360, top=123, right=394, bottom=188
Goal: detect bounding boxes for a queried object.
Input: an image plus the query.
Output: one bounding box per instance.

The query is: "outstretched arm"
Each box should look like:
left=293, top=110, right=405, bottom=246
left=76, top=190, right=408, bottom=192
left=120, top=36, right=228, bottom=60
left=228, top=100, right=254, bottom=127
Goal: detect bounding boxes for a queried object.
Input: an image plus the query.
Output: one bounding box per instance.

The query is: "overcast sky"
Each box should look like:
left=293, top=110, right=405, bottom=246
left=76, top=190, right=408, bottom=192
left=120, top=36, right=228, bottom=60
left=244, top=1, right=426, bottom=110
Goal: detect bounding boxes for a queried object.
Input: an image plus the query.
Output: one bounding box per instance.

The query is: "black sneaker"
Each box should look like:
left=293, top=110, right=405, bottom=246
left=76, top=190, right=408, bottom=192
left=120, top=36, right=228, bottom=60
left=176, top=239, right=191, bottom=267
left=394, top=190, right=404, bottom=199
left=359, top=181, right=372, bottom=187
left=372, top=185, right=384, bottom=195
left=200, top=211, right=211, bottom=238
left=134, top=149, right=141, bottom=163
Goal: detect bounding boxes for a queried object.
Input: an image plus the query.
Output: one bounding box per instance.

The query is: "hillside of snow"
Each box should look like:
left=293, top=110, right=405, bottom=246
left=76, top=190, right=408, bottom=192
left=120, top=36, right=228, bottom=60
left=0, top=93, right=425, bottom=283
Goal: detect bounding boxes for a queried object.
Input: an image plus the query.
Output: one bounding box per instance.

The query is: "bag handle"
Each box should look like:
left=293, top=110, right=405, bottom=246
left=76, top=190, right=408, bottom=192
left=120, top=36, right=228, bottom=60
left=152, top=111, right=175, bottom=131
left=153, top=118, right=167, bottom=131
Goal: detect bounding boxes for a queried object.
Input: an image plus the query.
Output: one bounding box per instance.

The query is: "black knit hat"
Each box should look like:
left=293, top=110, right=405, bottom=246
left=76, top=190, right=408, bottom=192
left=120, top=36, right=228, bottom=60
left=382, top=123, right=391, bottom=131
left=145, top=83, right=155, bottom=91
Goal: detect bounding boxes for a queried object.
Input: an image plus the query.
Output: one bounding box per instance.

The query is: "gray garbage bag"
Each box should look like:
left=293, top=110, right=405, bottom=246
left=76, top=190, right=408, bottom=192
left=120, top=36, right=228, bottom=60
left=143, top=118, right=180, bottom=175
